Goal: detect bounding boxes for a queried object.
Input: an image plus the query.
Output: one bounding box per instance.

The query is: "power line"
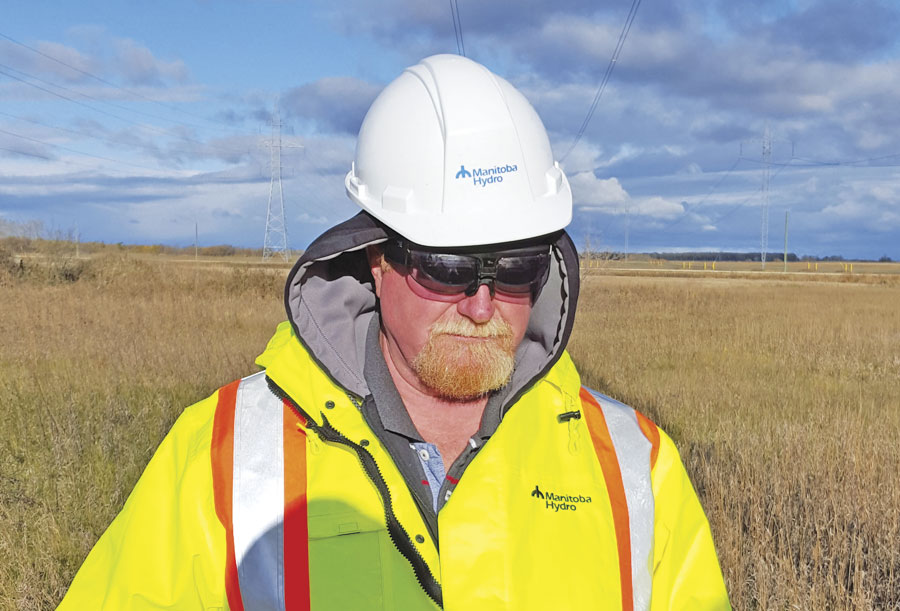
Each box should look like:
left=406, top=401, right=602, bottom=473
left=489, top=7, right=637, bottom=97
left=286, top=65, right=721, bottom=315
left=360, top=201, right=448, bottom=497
left=449, top=0, right=466, bottom=56
left=0, top=30, right=258, bottom=135
left=0, top=145, right=51, bottom=160
left=742, top=152, right=900, bottom=167
left=0, top=143, right=142, bottom=175
left=0, top=109, right=237, bottom=165
left=0, top=64, right=212, bottom=148
left=590, top=157, right=787, bottom=252
left=657, top=157, right=744, bottom=232
left=703, top=161, right=791, bottom=226
left=0, top=64, right=251, bottom=158
left=561, top=0, right=642, bottom=162
left=0, top=65, right=147, bottom=126
left=0, top=126, right=163, bottom=172
left=583, top=142, right=900, bottom=251
left=0, top=60, right=236, bottom=136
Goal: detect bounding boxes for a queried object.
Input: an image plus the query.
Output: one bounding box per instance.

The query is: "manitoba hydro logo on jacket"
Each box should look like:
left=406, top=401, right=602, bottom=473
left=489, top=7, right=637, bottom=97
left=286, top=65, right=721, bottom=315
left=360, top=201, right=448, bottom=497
left=531, top=485, right=593, bottom=512
left=454, top=163, right=519, bottom=188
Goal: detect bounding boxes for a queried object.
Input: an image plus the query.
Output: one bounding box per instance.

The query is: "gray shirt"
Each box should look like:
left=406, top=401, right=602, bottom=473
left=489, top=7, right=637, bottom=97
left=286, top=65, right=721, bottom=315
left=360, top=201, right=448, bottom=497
left=361, top=316, right=505, bottom=542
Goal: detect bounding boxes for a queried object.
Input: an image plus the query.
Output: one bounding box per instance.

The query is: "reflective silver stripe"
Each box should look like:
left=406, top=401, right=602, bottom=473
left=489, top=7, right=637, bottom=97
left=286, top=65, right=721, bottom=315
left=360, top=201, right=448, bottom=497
left=232, top=372, right=287, bottom=611
left=587, top=388, right=654, bottom=611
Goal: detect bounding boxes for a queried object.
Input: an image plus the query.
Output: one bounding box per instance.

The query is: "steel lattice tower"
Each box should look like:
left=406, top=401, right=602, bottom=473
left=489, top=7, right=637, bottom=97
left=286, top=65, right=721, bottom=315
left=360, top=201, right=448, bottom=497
left=760, top=125, right=772, bottom=270
left=262, top=106, right=291, bottom=262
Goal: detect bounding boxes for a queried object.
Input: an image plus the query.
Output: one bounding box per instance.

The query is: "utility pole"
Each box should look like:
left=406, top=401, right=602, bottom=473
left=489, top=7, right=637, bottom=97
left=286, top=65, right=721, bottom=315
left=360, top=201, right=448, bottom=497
left=742, top=126, right=786, bottom=271
left=760, top=125, right=772, bottom=270
left=262, top=101, right=300, bottom=262
left=194, top=221, right=199, bottom=262
left=783, top=211, right=789, bottom=273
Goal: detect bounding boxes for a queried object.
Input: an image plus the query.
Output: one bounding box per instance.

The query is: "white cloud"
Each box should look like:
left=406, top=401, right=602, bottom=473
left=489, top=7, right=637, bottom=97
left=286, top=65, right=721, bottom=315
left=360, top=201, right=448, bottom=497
left=3, top=2, right=899, bottom=258
left=606, top=144, right=645, bottom=167
left=631, top=196, right=684, bottom=219
left=558, top=141, right=605, bottom=175
left=570, top=172, right=629, bottom=209
left=297, top=212, right=330, bottom=224
left=282, top=77, right=382, bottom=135
left=111, top=38, right=190, bottom=85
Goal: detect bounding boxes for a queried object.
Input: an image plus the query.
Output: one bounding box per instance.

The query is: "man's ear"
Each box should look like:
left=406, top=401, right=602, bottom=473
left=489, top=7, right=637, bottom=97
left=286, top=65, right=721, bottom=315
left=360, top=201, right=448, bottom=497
left=366, top=245, right=384, bottom=299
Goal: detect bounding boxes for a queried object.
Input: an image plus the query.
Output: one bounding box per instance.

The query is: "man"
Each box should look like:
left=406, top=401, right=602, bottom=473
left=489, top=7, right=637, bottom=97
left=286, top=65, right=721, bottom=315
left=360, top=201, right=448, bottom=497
left=59, top=55, right=730, bottom=610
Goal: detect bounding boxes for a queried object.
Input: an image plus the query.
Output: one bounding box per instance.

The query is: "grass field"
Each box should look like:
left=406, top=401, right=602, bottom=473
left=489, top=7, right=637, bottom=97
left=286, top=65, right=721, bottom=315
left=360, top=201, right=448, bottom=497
left=1, top=252, right=898, bottom=609
left=581, top=256, right=900, bottom=279
left=571, top=268, right=900, bottom=609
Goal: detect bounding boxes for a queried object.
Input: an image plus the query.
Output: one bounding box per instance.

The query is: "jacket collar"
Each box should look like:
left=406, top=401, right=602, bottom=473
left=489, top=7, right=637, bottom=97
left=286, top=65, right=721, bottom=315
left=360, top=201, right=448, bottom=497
left=270, top=212, right=581, bottom=415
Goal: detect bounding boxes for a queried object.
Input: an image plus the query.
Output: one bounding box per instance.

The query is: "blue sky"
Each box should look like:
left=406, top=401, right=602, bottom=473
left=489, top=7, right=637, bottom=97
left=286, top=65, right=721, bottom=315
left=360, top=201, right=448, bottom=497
left=2, top=0, right=899, bottom=259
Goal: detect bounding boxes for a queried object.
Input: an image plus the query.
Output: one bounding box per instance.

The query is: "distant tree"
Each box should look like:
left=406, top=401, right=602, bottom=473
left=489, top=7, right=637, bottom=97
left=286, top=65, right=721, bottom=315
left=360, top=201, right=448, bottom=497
left=879, top=255, right=893, bottom=262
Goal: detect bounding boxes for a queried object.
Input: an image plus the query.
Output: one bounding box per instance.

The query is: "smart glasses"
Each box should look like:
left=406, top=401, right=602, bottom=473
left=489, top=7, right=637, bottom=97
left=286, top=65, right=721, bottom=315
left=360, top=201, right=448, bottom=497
left=382, top=239, right=552, bottom=303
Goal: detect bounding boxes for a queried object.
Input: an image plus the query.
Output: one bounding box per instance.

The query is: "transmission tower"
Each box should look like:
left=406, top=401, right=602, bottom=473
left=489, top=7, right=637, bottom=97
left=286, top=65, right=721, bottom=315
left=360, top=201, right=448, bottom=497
left=760, top=125, right=772, bottom=270
left=262, top=104, right=292, bottom=262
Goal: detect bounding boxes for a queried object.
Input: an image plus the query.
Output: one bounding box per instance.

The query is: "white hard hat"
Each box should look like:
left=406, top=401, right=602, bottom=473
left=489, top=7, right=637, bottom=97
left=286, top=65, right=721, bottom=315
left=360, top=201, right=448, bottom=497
left=345, top=54, right=572, bottom=247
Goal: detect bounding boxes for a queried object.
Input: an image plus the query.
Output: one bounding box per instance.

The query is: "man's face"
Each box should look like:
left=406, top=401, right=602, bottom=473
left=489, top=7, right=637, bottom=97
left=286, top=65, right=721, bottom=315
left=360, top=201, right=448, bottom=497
left=369, top=249, right=533, bottom=401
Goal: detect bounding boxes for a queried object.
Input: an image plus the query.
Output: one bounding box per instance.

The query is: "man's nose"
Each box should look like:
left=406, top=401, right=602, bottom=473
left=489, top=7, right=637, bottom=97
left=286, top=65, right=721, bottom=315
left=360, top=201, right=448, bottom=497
left=456, top=284, right=495, bottom=323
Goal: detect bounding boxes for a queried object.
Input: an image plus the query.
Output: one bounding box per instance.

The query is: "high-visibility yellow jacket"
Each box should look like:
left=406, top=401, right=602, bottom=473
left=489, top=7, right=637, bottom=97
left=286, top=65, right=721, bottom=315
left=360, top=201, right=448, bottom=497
left=58, top=214, right=730, bottom=610
left=58, top=324, right=729, bottom=610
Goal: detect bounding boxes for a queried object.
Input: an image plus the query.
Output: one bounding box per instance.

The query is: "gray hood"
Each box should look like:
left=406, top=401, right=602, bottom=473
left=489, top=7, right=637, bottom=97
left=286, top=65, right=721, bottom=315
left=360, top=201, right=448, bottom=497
left=283, top=212, right=580, bottom=411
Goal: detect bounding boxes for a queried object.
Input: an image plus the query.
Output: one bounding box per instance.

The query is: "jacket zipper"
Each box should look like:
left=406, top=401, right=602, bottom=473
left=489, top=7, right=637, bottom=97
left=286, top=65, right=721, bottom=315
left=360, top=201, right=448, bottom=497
left=266, top=377, right=444, bottom=609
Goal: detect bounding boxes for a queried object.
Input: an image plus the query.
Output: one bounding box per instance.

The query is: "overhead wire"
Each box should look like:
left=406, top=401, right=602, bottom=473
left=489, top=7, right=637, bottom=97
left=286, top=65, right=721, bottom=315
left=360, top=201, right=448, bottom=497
left=0, top=60, right=241, bottom=136
left=561, top=0, right=642, bottom=162
left=635, top=157, right=793, bottom=249
left=0, top=145, right=51, bottom=160
left=710, top=161, right=791, bottom=226
left=0, top=109, right=254, bottom=165
left=0, top=65, right=154, bottom=129
left=605, top=143, right=900, bottom=253
left=654, top=157, right=744, bottom=232
left=741, top=152, right=900, bottom=167
left=449, top=0, right=466, bottom=56
left=0, top=30, right=260, bottom=135
left=580, top=155, right=745, bottom=251
left=0, top=29, right=353, bottom=246
left=0, top=126, right=163, bottom=172
left=0, top=143, right=145, bottom=175
left=0, top=63, right=252, bottom=158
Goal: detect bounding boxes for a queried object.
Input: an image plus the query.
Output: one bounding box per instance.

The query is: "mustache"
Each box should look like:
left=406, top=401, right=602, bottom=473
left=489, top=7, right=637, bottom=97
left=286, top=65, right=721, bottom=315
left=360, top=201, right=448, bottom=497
left=429, top=317, right=513, bottom=338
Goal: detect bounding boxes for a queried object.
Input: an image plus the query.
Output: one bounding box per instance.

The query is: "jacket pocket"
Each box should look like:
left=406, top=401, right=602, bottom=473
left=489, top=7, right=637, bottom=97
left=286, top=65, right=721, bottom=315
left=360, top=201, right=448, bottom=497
left=308, top=509, right=386, bottom=609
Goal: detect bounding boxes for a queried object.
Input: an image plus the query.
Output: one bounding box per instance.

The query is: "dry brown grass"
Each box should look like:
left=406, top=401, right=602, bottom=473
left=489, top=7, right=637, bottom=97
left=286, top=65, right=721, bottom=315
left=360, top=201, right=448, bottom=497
left=570, top=272, right=900, bottom=610
left=1, top=255, right=898, bottom=609
left=0, top=255, right=287, bottom=610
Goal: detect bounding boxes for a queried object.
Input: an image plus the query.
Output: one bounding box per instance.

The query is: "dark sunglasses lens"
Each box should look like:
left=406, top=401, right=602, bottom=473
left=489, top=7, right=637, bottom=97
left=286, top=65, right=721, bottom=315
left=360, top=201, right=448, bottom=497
left=409, top=252, right=477, bottom=294
left=495, top=253, right=550, bottom=293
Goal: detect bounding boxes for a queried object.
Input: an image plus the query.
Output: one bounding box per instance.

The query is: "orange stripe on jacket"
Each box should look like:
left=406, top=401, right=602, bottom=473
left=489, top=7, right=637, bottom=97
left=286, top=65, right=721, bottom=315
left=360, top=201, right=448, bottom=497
left=634, top=411, right=660, bottom=470
left=211, top=380, right=244, bottom=611
left=282, top=400, right=310, bottom=610
left=580, top=387, right=633, bottom=611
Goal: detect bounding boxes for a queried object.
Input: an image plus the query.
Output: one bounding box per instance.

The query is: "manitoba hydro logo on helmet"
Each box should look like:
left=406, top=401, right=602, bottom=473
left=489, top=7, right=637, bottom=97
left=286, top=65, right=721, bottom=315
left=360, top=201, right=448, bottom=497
left=454, top=163, right=519, bottom=188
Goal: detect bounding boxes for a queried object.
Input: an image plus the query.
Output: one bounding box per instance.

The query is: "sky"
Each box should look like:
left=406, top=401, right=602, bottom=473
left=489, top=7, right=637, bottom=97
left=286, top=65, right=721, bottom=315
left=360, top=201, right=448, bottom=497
left=1, top=0, right=899, bottom=260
